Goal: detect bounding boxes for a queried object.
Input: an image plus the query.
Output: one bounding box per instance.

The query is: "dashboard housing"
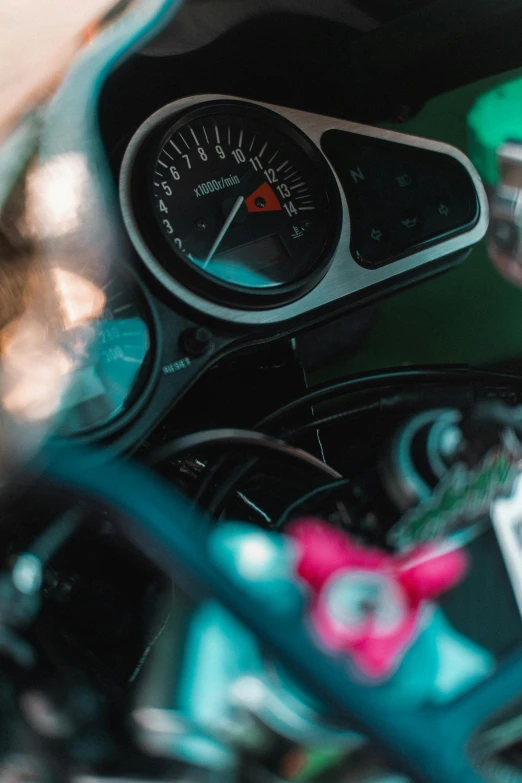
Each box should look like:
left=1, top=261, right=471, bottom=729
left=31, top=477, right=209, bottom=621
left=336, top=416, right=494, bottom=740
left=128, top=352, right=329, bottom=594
left=83, top=93, right=489, bottom=453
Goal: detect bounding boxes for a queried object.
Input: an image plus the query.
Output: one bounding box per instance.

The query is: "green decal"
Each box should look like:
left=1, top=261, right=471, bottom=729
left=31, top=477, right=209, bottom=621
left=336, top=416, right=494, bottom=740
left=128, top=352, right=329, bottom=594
left=390, top=449, right=519, bottom=549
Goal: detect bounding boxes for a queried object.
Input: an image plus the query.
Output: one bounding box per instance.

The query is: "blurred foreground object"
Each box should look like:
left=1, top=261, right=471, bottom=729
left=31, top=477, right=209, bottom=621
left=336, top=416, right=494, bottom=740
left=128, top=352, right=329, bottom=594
left=469, top=77, right=522, bottom=287
left=0, top=0, right=179, bottom=479
left=0, top=0, right=115, bottom=140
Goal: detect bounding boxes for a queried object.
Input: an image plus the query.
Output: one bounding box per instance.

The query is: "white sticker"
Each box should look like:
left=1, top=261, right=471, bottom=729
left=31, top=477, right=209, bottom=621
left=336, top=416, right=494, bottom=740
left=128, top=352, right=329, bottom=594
left=491, top=472, right=522, bottom=620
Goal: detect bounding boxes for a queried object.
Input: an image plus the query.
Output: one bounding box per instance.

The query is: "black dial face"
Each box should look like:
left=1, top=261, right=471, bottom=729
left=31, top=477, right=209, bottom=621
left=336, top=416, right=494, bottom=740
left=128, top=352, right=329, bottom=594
left=59, top=276, right=155, bottom=437
left=139, top=102, right=341, bottom=306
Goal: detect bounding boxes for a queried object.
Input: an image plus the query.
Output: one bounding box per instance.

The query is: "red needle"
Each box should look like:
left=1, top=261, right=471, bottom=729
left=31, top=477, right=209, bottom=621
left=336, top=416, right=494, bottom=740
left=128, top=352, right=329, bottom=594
left=245, top=182, right=282, bottom=213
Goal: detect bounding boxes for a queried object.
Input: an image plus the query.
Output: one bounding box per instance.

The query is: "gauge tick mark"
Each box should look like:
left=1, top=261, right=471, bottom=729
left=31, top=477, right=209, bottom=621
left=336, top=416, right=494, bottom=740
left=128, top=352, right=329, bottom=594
left=106, top=291, right=124, bottom=303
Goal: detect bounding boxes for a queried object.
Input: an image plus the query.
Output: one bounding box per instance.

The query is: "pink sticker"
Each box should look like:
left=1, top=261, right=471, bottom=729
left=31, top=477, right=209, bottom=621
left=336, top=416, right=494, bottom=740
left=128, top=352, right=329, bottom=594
left=288, top=519, right=467, bottom=680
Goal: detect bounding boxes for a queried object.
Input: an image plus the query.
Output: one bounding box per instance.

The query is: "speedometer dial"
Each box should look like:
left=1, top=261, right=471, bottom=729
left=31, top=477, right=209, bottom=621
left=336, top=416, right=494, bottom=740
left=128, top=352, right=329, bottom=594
left=59, top=276, right=155, bottom=438
left=127, top=101, right=341, bottom=307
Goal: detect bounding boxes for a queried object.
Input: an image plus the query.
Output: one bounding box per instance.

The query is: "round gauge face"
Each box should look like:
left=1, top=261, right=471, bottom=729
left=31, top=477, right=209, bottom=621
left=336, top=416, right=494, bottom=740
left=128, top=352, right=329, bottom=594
left=129, top=102, right=341, bottom=307
left=59, top=277, right=154, bottom=437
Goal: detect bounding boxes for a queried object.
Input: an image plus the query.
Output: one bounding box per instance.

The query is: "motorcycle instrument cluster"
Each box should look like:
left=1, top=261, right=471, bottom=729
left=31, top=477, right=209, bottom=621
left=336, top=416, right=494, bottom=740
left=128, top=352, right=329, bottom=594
left=120, top=96, right=487, bottom=326
left=63, top=94, right=490, bottom=449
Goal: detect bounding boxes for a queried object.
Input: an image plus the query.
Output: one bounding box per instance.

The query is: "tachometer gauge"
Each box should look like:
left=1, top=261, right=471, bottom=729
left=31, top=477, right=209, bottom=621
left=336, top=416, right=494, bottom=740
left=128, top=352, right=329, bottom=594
left=125, top=101, right=341, bottom=308
left=58, top=276, right=156, bottom=437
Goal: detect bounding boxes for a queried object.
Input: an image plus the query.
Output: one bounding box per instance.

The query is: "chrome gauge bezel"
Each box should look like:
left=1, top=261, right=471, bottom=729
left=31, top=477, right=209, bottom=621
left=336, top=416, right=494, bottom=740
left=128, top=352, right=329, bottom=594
left=120, top=94, right=489, bottom=327
left=129, top=100, right=343, bottom=309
